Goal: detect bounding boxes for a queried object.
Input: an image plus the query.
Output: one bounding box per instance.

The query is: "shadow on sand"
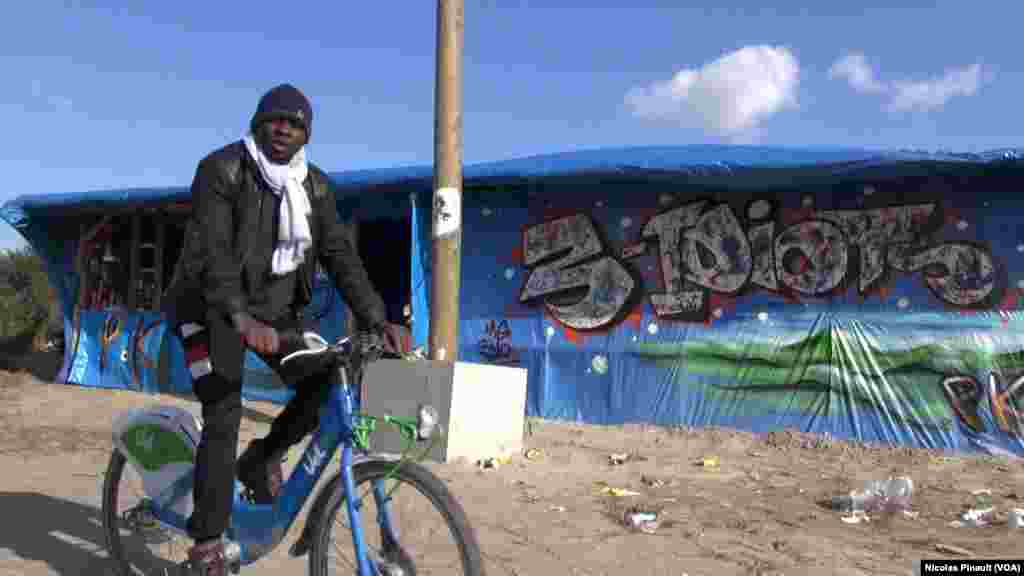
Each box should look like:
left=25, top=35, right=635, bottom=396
left=0, top=490, right=179, bottom=574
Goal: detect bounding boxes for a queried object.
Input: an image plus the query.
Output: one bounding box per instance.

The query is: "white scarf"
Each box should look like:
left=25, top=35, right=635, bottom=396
left=243, top=133, right=312, bottom=276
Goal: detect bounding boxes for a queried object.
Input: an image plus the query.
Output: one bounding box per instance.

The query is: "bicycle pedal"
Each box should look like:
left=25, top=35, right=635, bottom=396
left=139, top=517, right=159, bottom=530
left=124, top=505, right=159, bottom=530
left=135, top=514, right=159, bottom=529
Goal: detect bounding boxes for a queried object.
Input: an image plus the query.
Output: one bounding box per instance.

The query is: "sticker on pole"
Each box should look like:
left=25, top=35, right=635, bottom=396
left=433, top=187, right=461, bottom=239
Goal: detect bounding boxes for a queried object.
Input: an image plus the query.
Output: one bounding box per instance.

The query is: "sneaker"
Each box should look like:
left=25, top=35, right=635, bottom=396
left=236, top=440, right=284, bottom=504
left=180, top=538, right=240, bottom=576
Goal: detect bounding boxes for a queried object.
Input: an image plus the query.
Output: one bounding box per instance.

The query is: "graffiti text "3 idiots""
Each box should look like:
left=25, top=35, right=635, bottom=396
left=519, top=199, right=1002, bottom=330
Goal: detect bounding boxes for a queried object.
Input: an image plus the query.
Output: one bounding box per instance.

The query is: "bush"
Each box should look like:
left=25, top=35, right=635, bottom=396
left=0, top=245, right=54, bottom=349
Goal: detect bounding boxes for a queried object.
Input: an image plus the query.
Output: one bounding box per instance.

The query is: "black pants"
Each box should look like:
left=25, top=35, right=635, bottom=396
left=181, top=313, right=330, bottom=542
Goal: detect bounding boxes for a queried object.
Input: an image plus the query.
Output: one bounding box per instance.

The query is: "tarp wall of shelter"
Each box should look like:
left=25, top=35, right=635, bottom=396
left=4, top=145, right=1024, bottom=457
left=324, top=146, right=1024, bottom=457
left=0, top=184, right=354, bottom=404
left=451, top=154, right=1024, bottom=457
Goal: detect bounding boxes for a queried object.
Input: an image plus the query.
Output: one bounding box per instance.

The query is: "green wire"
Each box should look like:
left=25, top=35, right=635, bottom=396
left=346, top=412, right=445, bottom=504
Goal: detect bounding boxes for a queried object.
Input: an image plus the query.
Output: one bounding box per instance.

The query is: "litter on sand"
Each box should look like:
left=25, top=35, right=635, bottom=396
left=594, top=481, right=641, bottom=497
left=524, top=448, right=543, bottom=461
left=840, top=511, right=871, bottom=524
left=476, top=454, right=513, bottom=470
left=935, top=543, right=974, bottom=557
left=641, top=475, right=670, bottom=488
left=624, top=510, right=660, bottom=533
left=695, top=456, right=720, bottom=469
left=608, top=452, right=648, bottom=466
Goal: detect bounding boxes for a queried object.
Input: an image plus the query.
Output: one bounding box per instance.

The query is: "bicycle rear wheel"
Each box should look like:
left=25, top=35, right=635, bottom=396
left=101, top=450, right=191, bottom=575
left=309, top=459, right=484, bottom=576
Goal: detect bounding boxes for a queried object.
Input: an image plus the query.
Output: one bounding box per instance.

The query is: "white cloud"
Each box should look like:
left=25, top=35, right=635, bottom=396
left=829, top=51, right=987, bottom=112
left=625, top=45, right=800, bottom=140
left=888, top=64, right=983, bottom=112
left=828, top=52, right=886, bottom=94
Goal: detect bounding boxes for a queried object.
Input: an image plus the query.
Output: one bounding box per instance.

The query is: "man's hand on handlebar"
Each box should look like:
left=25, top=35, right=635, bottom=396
left=232, top=313, right=280, bottom=355
left=230, top=311, right=406, bottom=359
left=372, top=322, right=405, bottom=357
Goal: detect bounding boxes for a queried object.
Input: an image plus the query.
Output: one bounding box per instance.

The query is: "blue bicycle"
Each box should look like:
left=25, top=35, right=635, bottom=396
left=101, top=330, right=485, bottom=575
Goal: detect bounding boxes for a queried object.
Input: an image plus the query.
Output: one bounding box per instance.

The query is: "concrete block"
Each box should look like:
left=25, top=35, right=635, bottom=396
left=360, top=359, right=527, bottom=464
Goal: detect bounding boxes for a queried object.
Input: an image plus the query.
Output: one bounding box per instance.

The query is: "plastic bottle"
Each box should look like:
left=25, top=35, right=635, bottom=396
left=832, top=476, right=914, bottom=513
left=880, top=476, right=915, bottom=511
left=1010, top=508, right=1024, bottom=529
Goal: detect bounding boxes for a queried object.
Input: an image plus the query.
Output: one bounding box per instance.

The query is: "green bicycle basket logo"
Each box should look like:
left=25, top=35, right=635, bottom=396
left=122, top=424, right=194, bottom=472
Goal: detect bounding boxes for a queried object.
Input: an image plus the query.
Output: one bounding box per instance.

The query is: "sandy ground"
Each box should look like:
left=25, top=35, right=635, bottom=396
left=0, top=365, right=1022, bottom=576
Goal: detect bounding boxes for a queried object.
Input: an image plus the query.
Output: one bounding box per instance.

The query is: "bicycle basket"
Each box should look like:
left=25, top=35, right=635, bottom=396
left=112, top=405, right=202, bottom=517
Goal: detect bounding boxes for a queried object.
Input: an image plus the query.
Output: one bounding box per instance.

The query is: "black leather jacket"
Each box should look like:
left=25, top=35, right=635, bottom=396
left=167, top=141, right=387, bottom=331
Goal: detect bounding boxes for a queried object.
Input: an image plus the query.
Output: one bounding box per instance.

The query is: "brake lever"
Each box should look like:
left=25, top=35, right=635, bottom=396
left=302, top=331, right=330, bottom=350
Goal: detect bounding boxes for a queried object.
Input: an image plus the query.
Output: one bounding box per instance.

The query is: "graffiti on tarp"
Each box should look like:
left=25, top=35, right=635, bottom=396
left=478, top=319, right=518, bottom=364
left=943, top=371, right=1024, bottom=436
left=518, top=214, right=639, bottom=330
left=519, top=196, right=1004, bottom=328
left=131, top=318, right=163, bottom=390
left=639, top=199, right=1001, bottom=319
left=68, top=318, right=89, bottom=384
left=99, top=311, right=125, bottom=374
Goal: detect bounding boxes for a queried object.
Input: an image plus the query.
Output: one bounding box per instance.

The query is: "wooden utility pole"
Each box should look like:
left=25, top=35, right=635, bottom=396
left=429, top=0, right=464, bottom=363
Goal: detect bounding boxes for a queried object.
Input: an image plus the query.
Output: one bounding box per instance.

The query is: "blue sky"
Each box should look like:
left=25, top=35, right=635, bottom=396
left=1, top=1, right=1019, bottom=250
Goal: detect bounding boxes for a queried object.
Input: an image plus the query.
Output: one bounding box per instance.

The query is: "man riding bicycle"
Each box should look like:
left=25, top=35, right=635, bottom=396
left=164, top=83, right=402, bottom=576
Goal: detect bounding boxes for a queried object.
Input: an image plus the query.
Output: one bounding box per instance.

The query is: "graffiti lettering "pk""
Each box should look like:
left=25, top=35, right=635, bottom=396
left=942, top=372, right=1024, bottom=436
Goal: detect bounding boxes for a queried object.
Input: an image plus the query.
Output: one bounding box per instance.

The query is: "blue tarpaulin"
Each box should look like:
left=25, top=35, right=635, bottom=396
left=4, top=144, right=1024, bottom=456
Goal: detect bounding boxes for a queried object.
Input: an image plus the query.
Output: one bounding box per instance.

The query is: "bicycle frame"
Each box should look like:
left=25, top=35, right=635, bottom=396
left=145, top=358, right=397, bottom=575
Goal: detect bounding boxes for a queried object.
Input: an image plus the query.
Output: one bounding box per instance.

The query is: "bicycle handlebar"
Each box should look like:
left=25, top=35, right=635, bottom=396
left=278, top=330, right=396, bottom=369
left=279, top=331, right=444, bottom=450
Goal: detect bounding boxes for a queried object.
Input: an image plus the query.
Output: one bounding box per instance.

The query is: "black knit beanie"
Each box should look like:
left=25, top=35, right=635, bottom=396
left=250, top=84, right=313, bottom=141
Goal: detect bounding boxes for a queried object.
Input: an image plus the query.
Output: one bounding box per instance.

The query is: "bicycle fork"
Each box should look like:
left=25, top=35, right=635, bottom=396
left=340, top=443, right=374, bottom=575
left=336, top=362, right=406, bottom=575
left=341, top=446, right=405, bottom=575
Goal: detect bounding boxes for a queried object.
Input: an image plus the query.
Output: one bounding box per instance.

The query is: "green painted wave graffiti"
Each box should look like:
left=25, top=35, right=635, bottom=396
left=630, top=327, right=1024, bottom=433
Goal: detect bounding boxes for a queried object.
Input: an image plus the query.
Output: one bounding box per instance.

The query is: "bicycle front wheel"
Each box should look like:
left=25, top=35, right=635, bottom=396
left=309, top=459, right=484, bottom=576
